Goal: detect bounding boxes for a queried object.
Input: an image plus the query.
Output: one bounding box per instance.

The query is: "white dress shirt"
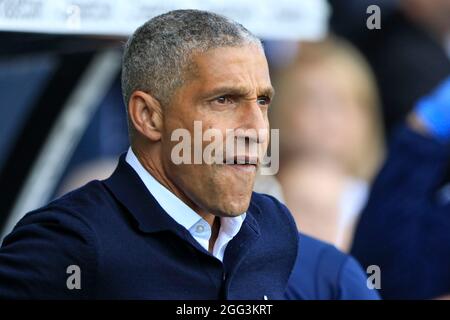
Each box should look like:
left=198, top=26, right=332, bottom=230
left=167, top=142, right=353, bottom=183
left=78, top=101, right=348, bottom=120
left=125, top=148, right=245, bottom=262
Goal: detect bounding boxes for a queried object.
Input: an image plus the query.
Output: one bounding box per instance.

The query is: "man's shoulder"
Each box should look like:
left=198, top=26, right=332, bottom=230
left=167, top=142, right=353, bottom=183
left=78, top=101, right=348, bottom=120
left=16, top=180, right=115, bottom=231
left=53, top=179, right=111, bottom=206
left=0, top=181, right=109, bottom=299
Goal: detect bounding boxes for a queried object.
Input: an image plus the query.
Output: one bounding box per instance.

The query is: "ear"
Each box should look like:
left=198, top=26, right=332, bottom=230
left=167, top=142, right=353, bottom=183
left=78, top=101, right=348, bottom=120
left=128, top=90, right=163, bottom=142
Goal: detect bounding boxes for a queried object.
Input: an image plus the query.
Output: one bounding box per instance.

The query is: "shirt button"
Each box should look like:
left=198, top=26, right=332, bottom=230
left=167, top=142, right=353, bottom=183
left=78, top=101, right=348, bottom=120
left=196, top=224, right=205, bottom=233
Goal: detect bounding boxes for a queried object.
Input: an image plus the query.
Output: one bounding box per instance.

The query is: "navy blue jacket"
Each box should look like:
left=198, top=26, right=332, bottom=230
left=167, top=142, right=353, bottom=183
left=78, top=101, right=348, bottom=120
left=286, top=234, right=380, bottom=300
left=351, top=125, right=450, bottom=299
left=0, top=155, right=298, bottom=299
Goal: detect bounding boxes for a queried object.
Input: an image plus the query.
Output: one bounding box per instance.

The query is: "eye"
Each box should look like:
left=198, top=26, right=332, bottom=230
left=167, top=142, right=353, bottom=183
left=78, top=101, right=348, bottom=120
left=257, top=96, right=271, bottom=106
left=214, top=95, right=233, bottom=105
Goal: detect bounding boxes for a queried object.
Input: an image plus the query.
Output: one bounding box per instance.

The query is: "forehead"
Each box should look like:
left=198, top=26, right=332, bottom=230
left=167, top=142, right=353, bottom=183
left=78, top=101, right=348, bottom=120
left=189, top=45, right=272, bottom=92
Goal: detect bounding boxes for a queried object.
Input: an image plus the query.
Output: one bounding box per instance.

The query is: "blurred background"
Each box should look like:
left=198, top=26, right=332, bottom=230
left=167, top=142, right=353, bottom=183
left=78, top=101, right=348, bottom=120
left=1, top=0, right=450, bottom=299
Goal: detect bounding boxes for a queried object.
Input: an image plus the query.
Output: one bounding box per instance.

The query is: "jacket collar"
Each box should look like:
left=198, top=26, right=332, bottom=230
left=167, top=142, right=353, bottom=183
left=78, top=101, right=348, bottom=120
left=104, top=154, right=183, bottom=234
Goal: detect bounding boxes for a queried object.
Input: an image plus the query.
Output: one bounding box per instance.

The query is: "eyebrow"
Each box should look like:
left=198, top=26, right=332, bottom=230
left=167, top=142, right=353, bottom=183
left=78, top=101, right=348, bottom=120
left=204, top=85, right=275, bottom=100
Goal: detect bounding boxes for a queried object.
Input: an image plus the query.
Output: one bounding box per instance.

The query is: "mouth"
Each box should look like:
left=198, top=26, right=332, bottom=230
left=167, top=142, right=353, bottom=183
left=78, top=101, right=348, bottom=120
left=222, top=156, right=258, bottom=173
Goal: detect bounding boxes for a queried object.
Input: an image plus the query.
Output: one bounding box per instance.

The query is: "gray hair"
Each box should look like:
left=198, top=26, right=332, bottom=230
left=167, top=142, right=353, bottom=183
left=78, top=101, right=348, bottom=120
left=121, top=9, right=262, bottom=109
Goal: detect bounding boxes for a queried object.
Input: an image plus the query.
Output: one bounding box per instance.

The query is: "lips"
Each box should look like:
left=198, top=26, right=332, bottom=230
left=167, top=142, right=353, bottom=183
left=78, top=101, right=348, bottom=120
left=223, top=155, right=259, bottom=165
left=220, top=156, right=258, bottom=174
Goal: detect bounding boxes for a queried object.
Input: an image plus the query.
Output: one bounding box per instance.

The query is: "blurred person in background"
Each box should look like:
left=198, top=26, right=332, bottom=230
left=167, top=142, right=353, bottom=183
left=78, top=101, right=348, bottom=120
left=351, top=0, right=450, bottom=134
left=256, top=36, right=384, bottom=252
left=351, top=76, right=450, bottom=299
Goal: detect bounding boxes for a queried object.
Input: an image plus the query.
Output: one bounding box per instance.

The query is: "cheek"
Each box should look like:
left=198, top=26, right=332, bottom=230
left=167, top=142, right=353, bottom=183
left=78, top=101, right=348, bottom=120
left=166, top=163, right=213, bottom=203
left=340, top=108, right=368, bottom=141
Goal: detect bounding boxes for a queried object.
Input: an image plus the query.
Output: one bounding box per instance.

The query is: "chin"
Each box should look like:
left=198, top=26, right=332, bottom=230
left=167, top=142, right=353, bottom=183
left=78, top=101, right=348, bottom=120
left=212, top=195, right=252, bottom=217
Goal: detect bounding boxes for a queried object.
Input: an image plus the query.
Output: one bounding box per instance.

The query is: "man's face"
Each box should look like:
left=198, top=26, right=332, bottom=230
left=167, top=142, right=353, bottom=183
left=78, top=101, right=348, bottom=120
left=161, top=44, right=272, bottom=217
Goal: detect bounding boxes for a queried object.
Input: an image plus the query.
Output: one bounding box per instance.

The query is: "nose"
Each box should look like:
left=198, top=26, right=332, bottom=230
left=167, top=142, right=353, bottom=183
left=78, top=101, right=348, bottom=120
left=237, top=101, right=269, bottom=145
